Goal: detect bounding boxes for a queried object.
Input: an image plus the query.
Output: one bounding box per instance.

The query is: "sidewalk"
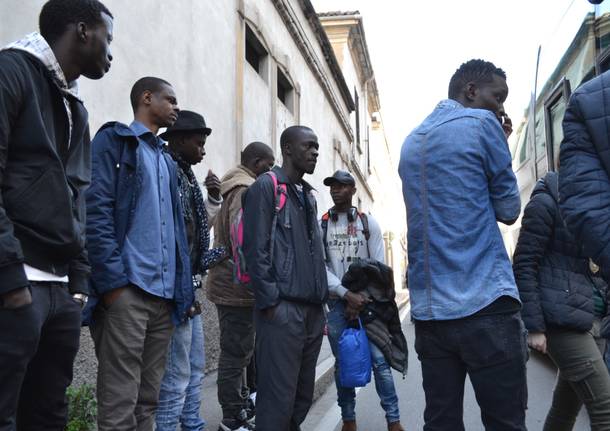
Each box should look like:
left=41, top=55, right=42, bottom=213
left=200, top=290, right=410, bottom=430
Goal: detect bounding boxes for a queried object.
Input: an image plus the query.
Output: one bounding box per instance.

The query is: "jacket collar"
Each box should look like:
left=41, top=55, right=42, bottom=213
left=4, top=32, right=80, bottom=101
left=272, top=166, right=314, bottom=192
left=219, top=165, right=256, bottom=197
left=436, top=99, right=464, bottom=111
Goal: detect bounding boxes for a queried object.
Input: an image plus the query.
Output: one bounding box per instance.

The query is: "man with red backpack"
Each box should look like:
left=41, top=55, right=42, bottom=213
left=206, top=141, right=274, bottom=431
left=322, top=170, right=405, bottom=431
left=242, top=125, right=328, bottom=430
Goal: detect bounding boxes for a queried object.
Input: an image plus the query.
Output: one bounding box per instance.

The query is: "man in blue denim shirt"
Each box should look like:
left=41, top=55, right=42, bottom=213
left=399, top=60, right=527, bottom=430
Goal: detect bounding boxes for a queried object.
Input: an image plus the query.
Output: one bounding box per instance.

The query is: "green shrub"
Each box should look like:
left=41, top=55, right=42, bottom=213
left=65, top=384, right=96, bottom=431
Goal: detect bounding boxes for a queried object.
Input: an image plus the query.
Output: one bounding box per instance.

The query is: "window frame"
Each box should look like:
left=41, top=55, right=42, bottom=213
left=543, top=77, right=571, bottom=172
left=245, top=24, right=268, bottom=81
left=596, top=45, right=610, bottom=75
left=276, top=66, right=295, bottom=113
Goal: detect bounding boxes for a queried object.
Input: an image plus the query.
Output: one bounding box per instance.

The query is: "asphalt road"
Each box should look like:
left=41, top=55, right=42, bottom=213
left=303, top=315, right=590, bottom=431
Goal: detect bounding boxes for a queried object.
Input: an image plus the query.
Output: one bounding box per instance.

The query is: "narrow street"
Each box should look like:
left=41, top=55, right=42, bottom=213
left=303, top=312, right=590, bottom=431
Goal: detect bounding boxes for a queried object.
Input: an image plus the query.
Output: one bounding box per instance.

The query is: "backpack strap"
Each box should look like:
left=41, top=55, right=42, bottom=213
left=358, top=212, right=370, bottom=241
left=321, top=212, right=330, bottom=262
left=358, top=212, right=371, bottom=258
left=265, top=171, right=290, bottom=260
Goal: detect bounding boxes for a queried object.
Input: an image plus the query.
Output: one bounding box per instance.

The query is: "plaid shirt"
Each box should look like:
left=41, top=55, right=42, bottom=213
left=4, top=32, right=80, bottom=147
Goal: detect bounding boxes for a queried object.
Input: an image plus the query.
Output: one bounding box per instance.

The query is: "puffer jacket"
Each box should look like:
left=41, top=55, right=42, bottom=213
left=342, top=259, right=408, bottom=374
left=514, top=171, right=604, bottom=332
left=206, top=165, right=255, bottom=307
left=559, top=70, right=610, bottom=281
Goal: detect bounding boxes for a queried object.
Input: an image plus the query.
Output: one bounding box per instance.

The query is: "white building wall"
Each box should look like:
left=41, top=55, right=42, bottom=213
left=1, top=0, right=241, bottom=181
left=0, top=0, right=357, bottom=204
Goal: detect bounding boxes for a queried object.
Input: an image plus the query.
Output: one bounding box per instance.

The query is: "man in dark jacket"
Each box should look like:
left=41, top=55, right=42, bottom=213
left=86, top=77, right=191, bottom=431
left=559, top=71, right=610, bottom=284
left=207, top=141, right=274, bottom=431
left=0, top=1, right=113, bottom=429
left=242, top=125, right=328, bottom=430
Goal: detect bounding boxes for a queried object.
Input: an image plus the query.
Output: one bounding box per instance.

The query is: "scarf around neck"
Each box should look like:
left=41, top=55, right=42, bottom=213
left=169, top=149, right=225, bottom=275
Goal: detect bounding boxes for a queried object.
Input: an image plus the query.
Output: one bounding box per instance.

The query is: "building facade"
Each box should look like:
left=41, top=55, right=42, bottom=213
left=0, top=0, right=406, bottom=376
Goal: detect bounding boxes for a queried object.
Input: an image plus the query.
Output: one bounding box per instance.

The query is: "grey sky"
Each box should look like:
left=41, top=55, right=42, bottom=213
left=312, top=0, right=598, bottom=157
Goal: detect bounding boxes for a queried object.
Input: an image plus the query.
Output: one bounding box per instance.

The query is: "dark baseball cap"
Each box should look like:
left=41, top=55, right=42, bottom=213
left=323, top=170, right=355, bottom=186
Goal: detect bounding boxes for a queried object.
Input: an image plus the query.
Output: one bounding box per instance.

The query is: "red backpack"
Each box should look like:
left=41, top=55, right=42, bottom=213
left=230, top=171, right=288, bottom=285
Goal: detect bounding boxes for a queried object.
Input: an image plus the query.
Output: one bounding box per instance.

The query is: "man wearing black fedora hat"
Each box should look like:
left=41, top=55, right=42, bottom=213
left=155, top=110, right=225, bottom=431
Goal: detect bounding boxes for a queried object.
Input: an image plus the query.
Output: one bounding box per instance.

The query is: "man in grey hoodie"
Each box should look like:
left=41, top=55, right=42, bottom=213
left=321, top=170, right=405, bottom=431
left=207, top=141, right=274, bottom=431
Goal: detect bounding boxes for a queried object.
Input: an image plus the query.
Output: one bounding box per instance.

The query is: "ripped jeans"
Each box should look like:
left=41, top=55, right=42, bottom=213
left=544, top=320, right=610, bottom=431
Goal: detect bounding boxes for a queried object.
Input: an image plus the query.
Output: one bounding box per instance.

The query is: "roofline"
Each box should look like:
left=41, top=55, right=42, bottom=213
left=318, top=12, right=381, bottom=112
left=299, top=0, right=356, bottom=112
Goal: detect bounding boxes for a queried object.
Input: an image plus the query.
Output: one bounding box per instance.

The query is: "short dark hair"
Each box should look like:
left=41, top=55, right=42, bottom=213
left=129, top=77, right=172, bottom=112
left=279, top=125, right=313, bottom=153
left=39, top=0, right=112, bottom=44
left=241, top=141, right=273, bottom=165
left=448, top=59, right=506, bottom=100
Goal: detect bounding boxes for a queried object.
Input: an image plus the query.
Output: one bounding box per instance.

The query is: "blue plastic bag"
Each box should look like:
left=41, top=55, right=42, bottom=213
left=338, top=318, right=372, bottom=388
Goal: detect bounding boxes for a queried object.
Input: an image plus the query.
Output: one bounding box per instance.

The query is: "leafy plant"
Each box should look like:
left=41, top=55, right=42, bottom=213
left=65, top=384, right=97, bottom=431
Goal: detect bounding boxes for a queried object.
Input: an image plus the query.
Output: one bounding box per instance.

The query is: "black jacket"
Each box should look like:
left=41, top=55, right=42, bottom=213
left=242, top=166, right=328, bottom=309
left=514, top=172, right=603, bottom=332
left=559, top=70, right=610, bottom=282
left=0, top=49, right=91, bottom=294
left=342, top=259, right=408, bottom=374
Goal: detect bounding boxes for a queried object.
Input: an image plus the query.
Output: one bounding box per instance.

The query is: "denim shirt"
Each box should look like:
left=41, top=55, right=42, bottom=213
left=399, top=99, right=521, bottom=321
left=85, top=121, right=193, bottom=325
left=122, top=121, right=176, bottom=299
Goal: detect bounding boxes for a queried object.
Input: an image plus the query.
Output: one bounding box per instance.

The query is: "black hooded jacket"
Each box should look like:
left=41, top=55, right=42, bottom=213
left=0, top=49, right=90, bottom=294
left=513, top=171, right=605, bottom=332
left=342, top=259, right=408, bottom=374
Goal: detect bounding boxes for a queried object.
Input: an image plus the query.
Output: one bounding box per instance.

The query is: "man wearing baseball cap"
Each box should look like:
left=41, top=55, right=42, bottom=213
left=156, top=110, right=225, bottom=431
left=321, top=170, right=405, bottom=431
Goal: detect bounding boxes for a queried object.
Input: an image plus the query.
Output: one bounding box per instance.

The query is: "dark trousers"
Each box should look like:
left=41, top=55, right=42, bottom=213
left=246, top=351, right=257, bottom=394
left=90, top=286, right=174, bottom=431
left=0, top=282, right=81, bottom=431
left=544, top=322, right=610, bottom=431
left=216, top=304, right=255, bottom=419
left=254, top=301, right=325, bottom=431
left=414, top=311, right=528, bottom=431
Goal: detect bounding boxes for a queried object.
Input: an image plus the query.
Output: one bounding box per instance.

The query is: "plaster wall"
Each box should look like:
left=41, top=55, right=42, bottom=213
left=0, top=0, right=371, bottom=379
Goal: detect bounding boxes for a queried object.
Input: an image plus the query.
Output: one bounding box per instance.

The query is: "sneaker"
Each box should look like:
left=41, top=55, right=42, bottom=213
left=244, top=407, right=255, bottom=427
left=245, top=396, right=256, bottom=426
left=387, top=421, right=405, bottom=431
left=218, top=418, right=254, bottom=431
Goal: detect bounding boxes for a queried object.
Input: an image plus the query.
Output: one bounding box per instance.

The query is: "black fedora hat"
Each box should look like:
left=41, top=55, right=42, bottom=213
left=160, top=110, right=212, bottom=140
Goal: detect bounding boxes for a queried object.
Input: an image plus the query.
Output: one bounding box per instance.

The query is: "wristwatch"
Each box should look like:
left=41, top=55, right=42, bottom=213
left=72, top=293, right=88, bottom=307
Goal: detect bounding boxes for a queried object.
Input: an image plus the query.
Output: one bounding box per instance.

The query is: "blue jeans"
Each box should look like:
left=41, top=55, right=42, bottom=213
left=327, top=299, right=400, bottom=423
left=156, top=313, right=206, bottom=431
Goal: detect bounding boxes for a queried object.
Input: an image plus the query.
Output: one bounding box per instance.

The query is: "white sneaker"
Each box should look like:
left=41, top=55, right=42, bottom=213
left=218, top=418, right=254, bottom=431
